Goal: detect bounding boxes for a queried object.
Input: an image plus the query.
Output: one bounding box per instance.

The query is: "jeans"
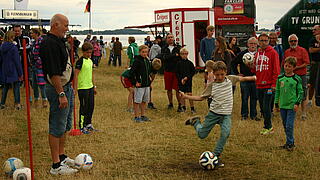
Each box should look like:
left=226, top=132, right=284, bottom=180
left=92, top=56, right=100, bottom=67
left=113, top=54, right=121, bottom=66
left=257, top=88, right=273, bottom=129
left=78, top=88, right=94, bottom=129
left=240, top=81, right=257, bottom=119
left=46, top=83, right=73, bottom=137
left=32, top=67, right=47, bottom=100
left=280, top=109, right=296, bottom=145
left=193, top=111, right=231, bottom=156
left=1, top=81, right=21, bottom=105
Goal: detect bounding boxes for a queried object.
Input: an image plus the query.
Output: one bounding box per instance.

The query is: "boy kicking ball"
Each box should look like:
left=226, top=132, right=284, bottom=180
left=181, top=61, right=255, bottom=167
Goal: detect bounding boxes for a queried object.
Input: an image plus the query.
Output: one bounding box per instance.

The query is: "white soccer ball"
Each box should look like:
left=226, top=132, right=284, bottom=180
left=199, top=151, right=219, bottom=170
left=2, top=157, right=24, bottom=176
left=242, top=52, right=255, bottom=65
left=13, top=167, right=31, bottom=180
left=74, top=153, right=93, bottom=170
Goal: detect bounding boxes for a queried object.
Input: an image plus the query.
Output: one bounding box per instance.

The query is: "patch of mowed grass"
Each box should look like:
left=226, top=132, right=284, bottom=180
left=1, top=49, right=320, bottom=179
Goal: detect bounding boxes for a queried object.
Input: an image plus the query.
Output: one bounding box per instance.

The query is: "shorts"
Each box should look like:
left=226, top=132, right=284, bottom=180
left=308, top=61, right=320, bottom=86
left=134, top=87, right=150, bottom=103
left=46, top=83, right=73, bottom=137
left=120, top=76, right=133, bottom=88
left=298, top=75, right=308, bottom=101
left=164, top=71, right=178, bottom=90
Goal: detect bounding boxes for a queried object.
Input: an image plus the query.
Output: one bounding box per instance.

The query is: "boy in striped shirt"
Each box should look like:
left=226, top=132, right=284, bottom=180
left=181, top=61, right=255, bottom=167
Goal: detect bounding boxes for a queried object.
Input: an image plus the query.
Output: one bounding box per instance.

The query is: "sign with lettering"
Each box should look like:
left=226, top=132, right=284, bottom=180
left=171, top=11, right=182, bottom=45
left=224, top=0, right=244, bottom=14
left=2, top=9, right=38, bottom=19
left=155, top=12, right=170, bottom=23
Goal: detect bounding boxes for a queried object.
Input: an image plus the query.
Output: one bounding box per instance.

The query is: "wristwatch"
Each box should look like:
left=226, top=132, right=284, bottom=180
left=59, top=92, right=66, bottom=97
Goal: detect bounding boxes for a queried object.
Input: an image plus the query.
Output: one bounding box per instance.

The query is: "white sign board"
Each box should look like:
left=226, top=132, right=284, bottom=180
left=2, top=9, right=38, bottom=19
left=171, top=11, right=183, bottom=45
left=155, top=12, right=170, bottom=23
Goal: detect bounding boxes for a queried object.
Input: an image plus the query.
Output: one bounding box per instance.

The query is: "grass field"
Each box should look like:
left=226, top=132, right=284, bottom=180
left=1, top=50, right=320, bottom=180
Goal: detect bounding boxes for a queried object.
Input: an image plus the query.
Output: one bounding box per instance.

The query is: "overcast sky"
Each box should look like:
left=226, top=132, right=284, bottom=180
left=0, top=0, right=300, bottom=30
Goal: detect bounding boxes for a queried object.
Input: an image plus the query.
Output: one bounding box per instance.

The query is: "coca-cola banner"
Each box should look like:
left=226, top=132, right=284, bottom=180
left=224, top=0, right=244, bottom=14
left=14, top=0, right=29, bottom=10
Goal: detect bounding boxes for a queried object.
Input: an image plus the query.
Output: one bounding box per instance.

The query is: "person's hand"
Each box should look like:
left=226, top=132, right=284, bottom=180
left=18, top=76, right=23, bottom=81
left=94, top=87, right=97, bottom=95
left=179, top=91, right=186, bottom=99
left=294, top=105, right=299, bottom=112
left=136, top=82, right=141, bottom=87
left=59, top=96, right=68, bottom=109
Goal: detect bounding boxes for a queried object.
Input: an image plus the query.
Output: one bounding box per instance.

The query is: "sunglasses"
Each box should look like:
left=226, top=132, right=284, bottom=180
left=289, top=40, right=297, bottom=42
left=259, top=40, right=269, bottom=42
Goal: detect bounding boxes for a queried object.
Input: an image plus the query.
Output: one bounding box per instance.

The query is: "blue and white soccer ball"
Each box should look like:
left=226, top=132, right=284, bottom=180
left=199, top=151, right=219, bottom=170
left=74, top=153, right=93, bottom=170
left=2, top=157, right=24, bottom=176
left=242, top=52, right=255, bottom=65
left=13, top=167, right=31, bottom=180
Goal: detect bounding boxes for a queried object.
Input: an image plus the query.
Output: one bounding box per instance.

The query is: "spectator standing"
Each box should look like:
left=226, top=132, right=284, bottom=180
left=283, top=34, right=310, bottom=120
left=144, top=35, right=153, bottom=48
left=40, top=14, right=78, bottom=175
left=108, top=37, right=115, bottom=66
left=200, top=25, right=215, bottom=63
left=212, top=36, right=232, bottom=74
left=232, top=37, right=259, bottom=120
left=0, top=31, right=23, bottom=110
left=113, top=37, right=122, bottom=66
left=308, top=25, right=320, bottom=106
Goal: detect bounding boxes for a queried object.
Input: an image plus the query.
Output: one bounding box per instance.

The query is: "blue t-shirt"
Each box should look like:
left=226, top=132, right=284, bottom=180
left=200, top=37, right=215, bottom=63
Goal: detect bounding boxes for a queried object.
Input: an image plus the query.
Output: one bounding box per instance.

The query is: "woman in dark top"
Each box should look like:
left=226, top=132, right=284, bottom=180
left=211, top=36, right=232, bottom=74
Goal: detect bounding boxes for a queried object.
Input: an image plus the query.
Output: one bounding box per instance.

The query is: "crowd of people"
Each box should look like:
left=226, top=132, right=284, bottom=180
left=1, top=12, right=320, bottom=175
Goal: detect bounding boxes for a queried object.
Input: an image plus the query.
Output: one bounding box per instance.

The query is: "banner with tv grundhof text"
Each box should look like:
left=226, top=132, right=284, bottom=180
left=14, top=0, right=29, bottom=10
left=224, top=0, right=244, bottom=14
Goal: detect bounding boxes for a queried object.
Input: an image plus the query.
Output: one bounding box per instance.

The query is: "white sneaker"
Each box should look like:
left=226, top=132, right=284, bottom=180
left=50, top=165, right=78, bottom=175
left=307, top=100, right=312, bottom=108
left=61, top=157, right=75, bottom=167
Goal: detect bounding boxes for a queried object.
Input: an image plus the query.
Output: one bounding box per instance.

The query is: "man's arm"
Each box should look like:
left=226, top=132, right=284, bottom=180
left=309, top=47, right=320, bottom=54
left=50, top=75, right=68, bottom=109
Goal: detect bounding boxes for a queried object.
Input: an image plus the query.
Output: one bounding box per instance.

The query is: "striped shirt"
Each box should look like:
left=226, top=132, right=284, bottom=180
left=202, top=77, right=233, bottom=115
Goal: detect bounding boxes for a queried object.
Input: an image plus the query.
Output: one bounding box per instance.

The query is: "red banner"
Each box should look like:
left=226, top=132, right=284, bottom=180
left=224, top=0, right=244, bottom=14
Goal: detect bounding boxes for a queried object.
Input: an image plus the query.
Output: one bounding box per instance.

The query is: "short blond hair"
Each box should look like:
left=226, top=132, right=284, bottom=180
left=180, top=47, right=189, bottom=54
left=206, top=25, right=214, bottom=32
left=212, top=61, right=227, bottom=72
left=205, top=60, right=215, bottom=70
left=139, top=45, right=149, bottom=52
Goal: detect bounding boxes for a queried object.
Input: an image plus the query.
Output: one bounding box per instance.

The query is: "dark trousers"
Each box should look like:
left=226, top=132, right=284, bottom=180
left=78, top=88, right=95, bottom=129
left=257, top=88, right=273, bottom=129
left=113, top=54, right=121, bottom=66
left=1, top=81, right=21, bottom=105
left=240, top=81, right=257, bottom=119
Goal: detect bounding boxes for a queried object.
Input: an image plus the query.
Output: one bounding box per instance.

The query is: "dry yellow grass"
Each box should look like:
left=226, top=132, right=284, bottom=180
left=1, top=50, right=320, bottom=180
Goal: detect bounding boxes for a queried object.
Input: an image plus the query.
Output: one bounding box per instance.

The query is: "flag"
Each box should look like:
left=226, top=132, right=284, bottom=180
left=14, top=0, right=29, bottom=10
left=84, top=0, right=91, bottom=13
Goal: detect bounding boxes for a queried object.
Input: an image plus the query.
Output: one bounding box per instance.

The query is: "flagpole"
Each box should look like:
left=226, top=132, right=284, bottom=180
left=89, top=10, right=91, bottom=33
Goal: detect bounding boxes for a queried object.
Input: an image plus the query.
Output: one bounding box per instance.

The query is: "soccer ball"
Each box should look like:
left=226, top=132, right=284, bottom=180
left=199, top=151, right=219, bottom=170
left=74, top=153, right=93, bottom=170
left=13, top=167, right=31, bottom=180
left=2, top=157, right=24, bottom=176
left=242, top=52, right=255, bottom=65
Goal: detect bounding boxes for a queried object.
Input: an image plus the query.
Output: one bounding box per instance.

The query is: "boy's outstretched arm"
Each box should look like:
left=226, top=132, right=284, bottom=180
left=180, top=91, right=205, bottom=101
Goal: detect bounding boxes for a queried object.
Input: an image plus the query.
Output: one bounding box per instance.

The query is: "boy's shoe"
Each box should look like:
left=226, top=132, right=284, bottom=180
left=241, top=117, right=248, bottom=120
left=177, top=106, right=184, bottom=112
left=133, top=117, right=143, bottom=123
left=260, top=127, right=274, bottom=135
left=141, top=116, right=151, bottom=122
left=86, top=124, right=98, bottom=132
left=15, top=104, right=22, bottom=110
left=167, top=104, right=173, bottom=109
left=307, top=100, right=312, bottom=108
left=50, top=165, right=78, bottom=175
left=0, top=104, right=5, bottom=109
left=286, top=144, right=295, bottom=151
left=185, top=116, right=200, bottom=126
left=279, top=144, right=289, bottom=149
left=216, top=157, right=225, bottom=168
left=251, top=116, right=261, bottom=121
left=191, top=109, right=196, bottom=114
left=126, top=108, right=134, bottom=113
left=147, top=102, right=157, bottom=109
left=81, top=128, right=90, bottom=134
left=60, top=157, right=75, bottom=167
